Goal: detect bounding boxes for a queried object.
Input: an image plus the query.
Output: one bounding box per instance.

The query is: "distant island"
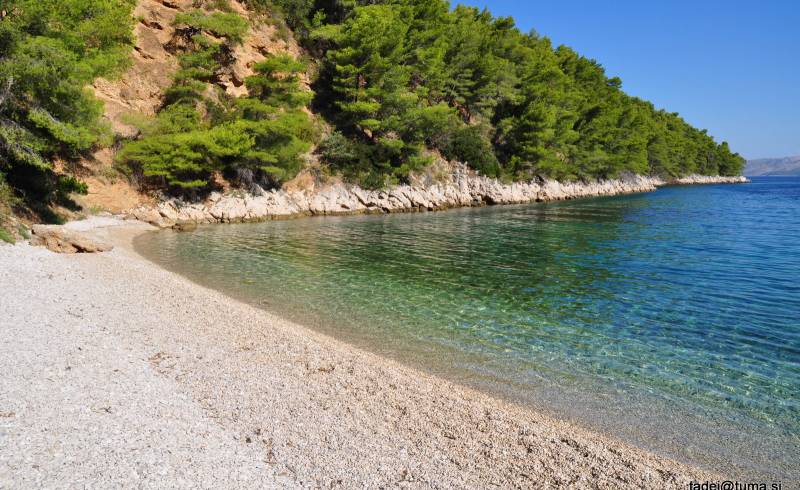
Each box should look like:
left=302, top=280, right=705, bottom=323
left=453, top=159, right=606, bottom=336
left=745, top=155, right=800, bottom=176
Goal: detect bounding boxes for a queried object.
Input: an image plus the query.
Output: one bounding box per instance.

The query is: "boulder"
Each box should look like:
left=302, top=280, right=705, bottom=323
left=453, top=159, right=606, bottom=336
left=208, top=196, right=248, bottom=222
left=127, top=206, right=175, bottom=228
left=31, top=225, right=114, bottom=254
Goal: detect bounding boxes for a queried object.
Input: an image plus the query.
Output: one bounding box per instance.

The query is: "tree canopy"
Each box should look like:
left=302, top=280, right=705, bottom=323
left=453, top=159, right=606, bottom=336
left=0, top=0, right=135, bottom=209
left=303, top=0, right=745, bottom=186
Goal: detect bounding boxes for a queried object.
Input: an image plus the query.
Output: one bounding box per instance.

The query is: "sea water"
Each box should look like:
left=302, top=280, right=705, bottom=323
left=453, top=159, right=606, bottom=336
left=135, top=177, right=800, bottom=481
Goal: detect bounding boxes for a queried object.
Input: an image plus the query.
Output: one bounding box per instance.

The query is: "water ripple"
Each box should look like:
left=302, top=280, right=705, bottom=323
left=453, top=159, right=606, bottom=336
left=137, top=177, right=800, bottom=480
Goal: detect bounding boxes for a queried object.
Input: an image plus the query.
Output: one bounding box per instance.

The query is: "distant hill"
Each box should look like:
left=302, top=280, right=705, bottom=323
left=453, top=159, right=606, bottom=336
left=745, top=156, right=800, bottom=176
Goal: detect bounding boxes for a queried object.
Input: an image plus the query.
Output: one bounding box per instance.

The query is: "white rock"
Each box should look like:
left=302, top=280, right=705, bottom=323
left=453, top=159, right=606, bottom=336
left=125, top=166, right=747, bottom=224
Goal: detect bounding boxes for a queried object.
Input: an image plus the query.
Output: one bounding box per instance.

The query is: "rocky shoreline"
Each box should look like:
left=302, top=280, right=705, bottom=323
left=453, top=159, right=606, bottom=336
left=127, top=167, right=748, bottom=227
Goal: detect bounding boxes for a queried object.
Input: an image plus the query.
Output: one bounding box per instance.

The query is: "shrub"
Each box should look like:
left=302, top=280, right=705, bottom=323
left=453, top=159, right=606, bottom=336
left=120, top=7, right=316, bottom=193
left=0, top=172, right=16, bottom=243
left=174, top=10, right=249, bottom=44
left=443, top=126, right=501, bottom=178
left=0, top=227, right=13, bottom=244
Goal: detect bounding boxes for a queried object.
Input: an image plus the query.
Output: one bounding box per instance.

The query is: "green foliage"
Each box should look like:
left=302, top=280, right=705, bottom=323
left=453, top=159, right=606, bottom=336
left=1, top=0, right=744, bottom=208
left=0, top=226, right=13, bottom=243
left=0, top=0, right=135, bottom=207
left=17, top=223, right=30, bottom=239
left=303, top=0, right=744, bottom=184
left=317, top=131, right=395, bottom=189
left=243, top=0, right=317, bottom=34
left=165, top=8, right=250, bottom=106
left=317, top=131, right=361, bottom=169
left=174, top=10, right=249, bottom=43
left=120, top=8, right=316, bottom=192
left=0, top=172, right=16, bottom=243
left=0, top=171, right=15, bottom=210
left=442, top=125, right=500, bottom=178
left=244, top=54, right=313, bottom=109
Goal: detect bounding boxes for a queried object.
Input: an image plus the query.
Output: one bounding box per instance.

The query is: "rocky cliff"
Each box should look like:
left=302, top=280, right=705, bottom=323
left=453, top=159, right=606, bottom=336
left=75, top=0, right=302, bottom=215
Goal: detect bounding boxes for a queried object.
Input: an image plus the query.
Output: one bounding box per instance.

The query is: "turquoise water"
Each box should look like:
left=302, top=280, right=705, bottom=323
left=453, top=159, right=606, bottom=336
left=135, top=177, right=800, bottom=480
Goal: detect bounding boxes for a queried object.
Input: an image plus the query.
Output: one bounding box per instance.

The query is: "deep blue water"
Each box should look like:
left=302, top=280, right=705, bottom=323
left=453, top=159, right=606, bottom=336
left=136, top=177, right=800, bottom=480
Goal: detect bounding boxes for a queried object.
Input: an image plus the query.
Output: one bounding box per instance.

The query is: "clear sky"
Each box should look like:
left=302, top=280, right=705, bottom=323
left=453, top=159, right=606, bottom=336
left=457, top=0, right=799, bottom=159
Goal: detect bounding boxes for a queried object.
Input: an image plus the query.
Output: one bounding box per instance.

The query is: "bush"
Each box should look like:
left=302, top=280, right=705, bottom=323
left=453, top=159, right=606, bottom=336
left=0, top=172, right=15, bottom=212
left=318, top=132, right=362, bottom=170
left=317, top=132, right=396, bottom=189
left=443, top=126, right=501, bottom=178
left=0, top=173, right=16, bottom=243
left=174, top=10, right=249, bottom=44
left=243, top=0, right=316, bottom=33
left=0, top=227, right=13, bottom=244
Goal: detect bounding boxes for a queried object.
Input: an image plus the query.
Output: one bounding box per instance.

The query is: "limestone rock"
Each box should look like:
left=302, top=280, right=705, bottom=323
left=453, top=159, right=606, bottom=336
left=128, top=206, right=161, bottom=224
left=670, top=175, right=748, bottom=185
left=31, top=225, right=114, bottom=254
left=208, top=196, right=248, bottom=222
left=121, top=165, right=747, bottom=226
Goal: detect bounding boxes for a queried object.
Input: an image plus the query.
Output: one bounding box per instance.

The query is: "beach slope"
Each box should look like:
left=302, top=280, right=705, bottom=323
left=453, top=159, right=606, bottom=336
left=0, top=219, right=715, bottom=488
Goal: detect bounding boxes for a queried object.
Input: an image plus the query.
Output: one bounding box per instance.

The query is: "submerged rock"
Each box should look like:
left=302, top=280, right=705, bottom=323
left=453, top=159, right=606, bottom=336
left=31, top=225, right=114, bottom=254
left=172, top=222, right=198, bottom=232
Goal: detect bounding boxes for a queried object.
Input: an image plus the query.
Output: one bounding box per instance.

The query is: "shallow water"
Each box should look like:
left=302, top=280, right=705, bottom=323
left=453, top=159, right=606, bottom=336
left=136, top=177, right=800, bottom=481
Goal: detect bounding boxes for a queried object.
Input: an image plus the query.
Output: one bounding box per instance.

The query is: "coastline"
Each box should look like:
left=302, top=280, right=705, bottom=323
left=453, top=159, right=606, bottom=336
left=1, top=217, right=720, bottom=488
left=127, top=167, right=748, bottom=227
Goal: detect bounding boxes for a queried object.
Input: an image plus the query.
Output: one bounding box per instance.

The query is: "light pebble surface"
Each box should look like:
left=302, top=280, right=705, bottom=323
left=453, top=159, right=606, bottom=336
left=0, top=218, right=718, bottom=488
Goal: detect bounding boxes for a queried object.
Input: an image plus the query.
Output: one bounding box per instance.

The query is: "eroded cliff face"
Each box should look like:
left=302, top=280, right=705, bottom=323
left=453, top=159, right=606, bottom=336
left=76, top=0, right=302, bottom=214
left=92, top=0, right=300, bottom=135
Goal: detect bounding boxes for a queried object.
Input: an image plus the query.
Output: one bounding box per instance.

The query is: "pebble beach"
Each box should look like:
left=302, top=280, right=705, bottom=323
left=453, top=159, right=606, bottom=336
left=0, top=218, right=718, bottom=488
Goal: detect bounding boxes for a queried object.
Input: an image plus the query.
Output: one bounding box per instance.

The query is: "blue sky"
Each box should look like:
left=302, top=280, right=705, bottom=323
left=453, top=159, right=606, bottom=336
left=457, top=0, right=799, bottom=159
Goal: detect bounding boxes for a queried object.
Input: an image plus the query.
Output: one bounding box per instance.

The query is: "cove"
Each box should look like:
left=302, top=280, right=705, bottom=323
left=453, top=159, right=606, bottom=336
left=135, top=177, right=800, bottom=481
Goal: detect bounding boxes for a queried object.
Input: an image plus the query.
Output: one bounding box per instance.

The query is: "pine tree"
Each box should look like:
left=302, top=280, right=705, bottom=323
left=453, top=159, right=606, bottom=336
left=0, top=0, right=135, bottom=208
left=119, top=7, right=316, bottom=192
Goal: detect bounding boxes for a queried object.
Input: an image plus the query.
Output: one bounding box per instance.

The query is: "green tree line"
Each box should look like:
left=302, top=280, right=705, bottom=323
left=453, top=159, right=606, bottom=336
left=0, top=0, right=744, bottom=212
left=299, top=0, right=744, bottom=186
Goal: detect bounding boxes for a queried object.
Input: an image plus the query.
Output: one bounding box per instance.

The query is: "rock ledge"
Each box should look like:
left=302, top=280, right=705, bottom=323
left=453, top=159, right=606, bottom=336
left=127, top=166, right=749, bottom=227
left=31, top=225, right=114, bottom=254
